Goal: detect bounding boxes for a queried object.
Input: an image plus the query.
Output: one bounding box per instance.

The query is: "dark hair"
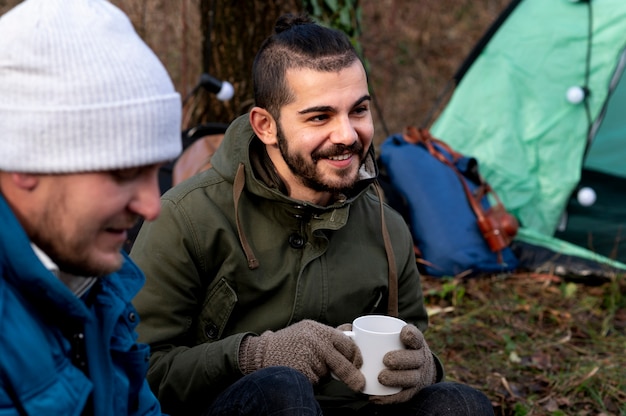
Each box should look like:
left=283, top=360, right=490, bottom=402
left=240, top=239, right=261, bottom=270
left=252, top=13, right=360, bottom=119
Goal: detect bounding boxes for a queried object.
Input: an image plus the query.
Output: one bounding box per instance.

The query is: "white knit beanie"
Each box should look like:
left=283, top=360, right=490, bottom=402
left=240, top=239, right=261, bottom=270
left=0, top=0, right=182, bottom=173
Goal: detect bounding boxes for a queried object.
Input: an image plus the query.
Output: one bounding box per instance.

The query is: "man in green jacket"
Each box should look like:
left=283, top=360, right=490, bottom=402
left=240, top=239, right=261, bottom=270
left=131, top=13, right=494, bottom=416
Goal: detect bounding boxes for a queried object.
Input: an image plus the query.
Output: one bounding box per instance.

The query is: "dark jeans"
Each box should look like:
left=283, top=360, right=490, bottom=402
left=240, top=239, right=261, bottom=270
left=320, top=382, right=494, bottom=416
left=204, top=366, right=322, bottom=416
left=205, top=368, right=492, bottom=416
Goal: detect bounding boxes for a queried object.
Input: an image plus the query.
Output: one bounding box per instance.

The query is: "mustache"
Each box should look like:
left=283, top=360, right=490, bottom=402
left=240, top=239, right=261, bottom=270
left=312, top=142, right=364, bottom=162
left=105, top=215, right=141, bottom=230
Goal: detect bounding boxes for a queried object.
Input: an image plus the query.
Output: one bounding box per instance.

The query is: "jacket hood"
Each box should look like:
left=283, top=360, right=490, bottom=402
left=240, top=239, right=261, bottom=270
left=210, top=114, right=379, bottom=208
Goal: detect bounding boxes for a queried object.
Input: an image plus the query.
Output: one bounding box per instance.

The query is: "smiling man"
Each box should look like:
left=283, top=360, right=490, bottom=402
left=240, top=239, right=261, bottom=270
left=0, top=0, right=181, bottom=414
left=253, top=61, right=374, bottom=204
left=130, top=13, right=494, bottom=416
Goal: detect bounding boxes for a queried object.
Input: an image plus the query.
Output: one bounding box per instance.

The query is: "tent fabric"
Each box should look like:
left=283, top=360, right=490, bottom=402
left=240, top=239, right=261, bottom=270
left=586, top=48, right=626, bottom=178
left=516, top=226, right=626, bottom=274
left=554, top=170, right=626, bottom=262
left=429, top=0, right=626, bottom=270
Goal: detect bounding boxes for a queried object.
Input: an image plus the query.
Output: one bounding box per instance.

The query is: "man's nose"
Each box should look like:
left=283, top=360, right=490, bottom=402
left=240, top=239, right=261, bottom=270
left=128, top=175, right=161, bottom=222
left=330, top=116, right=358, bottom=146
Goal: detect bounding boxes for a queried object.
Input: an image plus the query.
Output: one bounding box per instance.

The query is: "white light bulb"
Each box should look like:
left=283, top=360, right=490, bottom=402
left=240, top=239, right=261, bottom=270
left=217, top=81, right=234, bottom=101
left=566, top=86, right=586, bottom=104
left=577, top=187, right=596, bottom=206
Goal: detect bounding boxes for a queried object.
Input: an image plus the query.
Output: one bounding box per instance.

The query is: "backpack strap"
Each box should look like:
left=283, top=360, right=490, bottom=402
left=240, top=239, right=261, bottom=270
left=373, top=182, right=398, bottom=317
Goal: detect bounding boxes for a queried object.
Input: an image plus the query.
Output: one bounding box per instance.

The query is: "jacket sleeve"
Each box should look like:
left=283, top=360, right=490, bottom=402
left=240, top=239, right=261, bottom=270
left=130, top=198, right=247, bottom=415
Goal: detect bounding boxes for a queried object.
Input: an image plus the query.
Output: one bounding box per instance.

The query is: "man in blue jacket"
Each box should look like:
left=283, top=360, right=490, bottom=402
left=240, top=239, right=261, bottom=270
left=0, top=2, right=321, bottom=413
left=0, top=0, right=182, bottom=414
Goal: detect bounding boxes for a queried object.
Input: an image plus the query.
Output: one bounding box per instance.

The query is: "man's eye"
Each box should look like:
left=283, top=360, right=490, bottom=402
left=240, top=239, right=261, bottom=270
left=310, top=114, right=329, bottom=122
left=110, top=167, right=142, bottom=182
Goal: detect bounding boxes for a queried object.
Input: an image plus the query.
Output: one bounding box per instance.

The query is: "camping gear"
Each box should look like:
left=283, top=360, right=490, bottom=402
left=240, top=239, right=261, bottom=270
left=379, top=127, right=518, bottom=277
left=426, top=0, right=626, bottom=279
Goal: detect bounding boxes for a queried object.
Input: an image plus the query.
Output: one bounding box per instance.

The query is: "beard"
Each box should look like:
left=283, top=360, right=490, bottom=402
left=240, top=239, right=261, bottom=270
left=27, top=190, right=132, bottom=277
left=275, top=122, right=367, bottom=195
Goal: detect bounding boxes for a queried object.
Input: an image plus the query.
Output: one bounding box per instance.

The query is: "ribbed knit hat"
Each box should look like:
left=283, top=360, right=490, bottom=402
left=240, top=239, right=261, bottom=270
left=0, top=0, right=182, bottom=173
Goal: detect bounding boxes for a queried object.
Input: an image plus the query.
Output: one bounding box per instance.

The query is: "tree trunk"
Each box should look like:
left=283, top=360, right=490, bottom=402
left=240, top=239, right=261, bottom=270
left=189, top=0, right=301, bottom=128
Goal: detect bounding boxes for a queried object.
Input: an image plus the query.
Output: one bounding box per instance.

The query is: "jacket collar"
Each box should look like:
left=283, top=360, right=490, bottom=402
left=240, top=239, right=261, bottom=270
left=0, top=194, right=91, bottom=322
left=0, top=194, right=144, bottom=322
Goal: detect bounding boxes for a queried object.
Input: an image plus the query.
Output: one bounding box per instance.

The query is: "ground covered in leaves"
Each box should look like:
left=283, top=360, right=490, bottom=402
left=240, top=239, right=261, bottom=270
left=421, top=273, right=626, bottom=416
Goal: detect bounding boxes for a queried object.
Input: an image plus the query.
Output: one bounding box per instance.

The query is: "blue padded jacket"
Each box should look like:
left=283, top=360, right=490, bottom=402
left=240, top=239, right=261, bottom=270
left=0, top=195, right=163, bottom=416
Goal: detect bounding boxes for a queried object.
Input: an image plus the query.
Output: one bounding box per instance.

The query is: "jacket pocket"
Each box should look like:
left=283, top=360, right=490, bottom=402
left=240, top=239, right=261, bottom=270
left=196, top=278, right=238, bottom=343
left=0, top=361, right=91, bottom=416
left=111, top=343, right=157, bottom=415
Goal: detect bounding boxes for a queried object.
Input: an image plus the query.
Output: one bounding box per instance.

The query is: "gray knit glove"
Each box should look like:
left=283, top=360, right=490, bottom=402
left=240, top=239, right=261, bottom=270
left=370, top=324, right=437, bottom=405
left=239, top=320, right=365, bottom=391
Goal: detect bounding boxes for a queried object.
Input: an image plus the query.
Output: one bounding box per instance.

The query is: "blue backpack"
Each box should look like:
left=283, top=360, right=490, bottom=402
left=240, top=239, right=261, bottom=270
left=379, top=127, right=519, bottom=277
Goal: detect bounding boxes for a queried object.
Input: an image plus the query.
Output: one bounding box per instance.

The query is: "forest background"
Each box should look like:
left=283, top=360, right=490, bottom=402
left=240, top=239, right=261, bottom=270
left=1, top=1, right=624, bottom=415
left=0, top=0, right=509, bottom=146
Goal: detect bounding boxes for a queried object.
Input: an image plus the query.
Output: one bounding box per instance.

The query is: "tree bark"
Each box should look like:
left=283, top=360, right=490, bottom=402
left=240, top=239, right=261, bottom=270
left=189, top=0, right=301, bottom=128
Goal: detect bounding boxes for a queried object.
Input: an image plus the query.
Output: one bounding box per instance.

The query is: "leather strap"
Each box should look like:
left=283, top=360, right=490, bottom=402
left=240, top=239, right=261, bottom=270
left=233, top=163, right=260, bottom=269
left=374, top=182, right=398, bottom=317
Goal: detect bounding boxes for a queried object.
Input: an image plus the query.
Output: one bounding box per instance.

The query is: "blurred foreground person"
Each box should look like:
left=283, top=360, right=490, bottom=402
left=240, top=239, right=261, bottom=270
left=0, top=0, right=182, bottom=414
left=131, top=13, right=494, bottom=416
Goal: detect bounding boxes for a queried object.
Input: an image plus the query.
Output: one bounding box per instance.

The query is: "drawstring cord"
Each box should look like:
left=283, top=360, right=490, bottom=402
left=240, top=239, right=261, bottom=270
left=233, top=163, right=260, bottom=270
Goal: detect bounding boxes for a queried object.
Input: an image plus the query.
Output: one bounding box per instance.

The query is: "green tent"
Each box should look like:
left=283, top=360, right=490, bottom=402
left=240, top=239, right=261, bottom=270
left=429, top=0, right=626, bottom=277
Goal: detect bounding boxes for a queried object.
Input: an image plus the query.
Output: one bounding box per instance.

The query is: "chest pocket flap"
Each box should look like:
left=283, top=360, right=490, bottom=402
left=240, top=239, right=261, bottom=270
left=196, top=278, right=237, bottom=343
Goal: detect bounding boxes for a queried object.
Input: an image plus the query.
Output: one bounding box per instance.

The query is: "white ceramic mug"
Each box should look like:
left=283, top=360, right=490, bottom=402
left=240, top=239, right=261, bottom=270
left=343, top=315, right=407, bottom=395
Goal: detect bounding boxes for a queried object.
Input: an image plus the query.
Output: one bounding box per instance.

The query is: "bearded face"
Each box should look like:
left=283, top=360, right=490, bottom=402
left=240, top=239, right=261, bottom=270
left=275, top=120, right=367, bottom=195
left=260, top=61, right=374, bottom=204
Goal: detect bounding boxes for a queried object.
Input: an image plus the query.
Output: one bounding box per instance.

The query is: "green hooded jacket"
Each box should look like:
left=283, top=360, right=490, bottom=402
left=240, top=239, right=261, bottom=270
left=131, top=114, right=440, bottom=415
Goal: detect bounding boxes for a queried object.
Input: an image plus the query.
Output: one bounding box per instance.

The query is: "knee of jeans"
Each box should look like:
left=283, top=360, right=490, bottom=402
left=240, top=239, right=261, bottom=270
left=255, top=366, right=310, bottom=387
left=252, top=367, right=320, bottom=411
left=252, top=366, right=315, bottom=398
left=205, top=367, right=321, bottom=416
left=415, top=382, right=494, bottom=415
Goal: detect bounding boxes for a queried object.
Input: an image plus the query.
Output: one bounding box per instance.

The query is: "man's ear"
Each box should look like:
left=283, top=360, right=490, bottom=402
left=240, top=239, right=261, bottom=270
left=249, top=107, right=278, bottom=146
left=0, top=172, right=39, bottom=201
left=11, top=172, right=40, bottom=190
